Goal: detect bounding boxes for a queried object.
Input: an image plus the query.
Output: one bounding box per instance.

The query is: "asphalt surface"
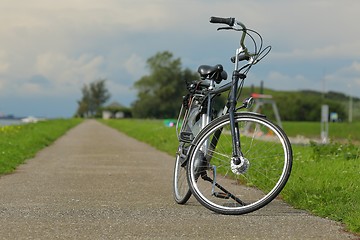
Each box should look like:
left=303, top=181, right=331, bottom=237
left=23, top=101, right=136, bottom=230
left=0, top=120, right=358, bottom=239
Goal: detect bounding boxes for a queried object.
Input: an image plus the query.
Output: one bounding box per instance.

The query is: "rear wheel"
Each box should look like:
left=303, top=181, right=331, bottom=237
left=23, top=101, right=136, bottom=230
left=187, top=113, right=292, bottom=215
left=173, top=146, right=192, bottom=204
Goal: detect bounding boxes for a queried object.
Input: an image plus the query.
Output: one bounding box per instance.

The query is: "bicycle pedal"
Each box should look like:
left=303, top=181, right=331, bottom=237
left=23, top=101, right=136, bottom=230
left=213, top=192, right=230, bottom=199
left=180, top=131, right=194, bottom=142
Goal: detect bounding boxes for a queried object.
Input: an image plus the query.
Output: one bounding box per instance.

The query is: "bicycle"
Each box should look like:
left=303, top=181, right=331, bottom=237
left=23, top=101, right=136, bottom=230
left=173, top=16, right=293, bottom=215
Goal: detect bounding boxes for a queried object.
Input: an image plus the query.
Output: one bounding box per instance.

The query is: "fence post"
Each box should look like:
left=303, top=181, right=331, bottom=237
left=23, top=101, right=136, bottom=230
left=321, top=105, right=329, bottom=144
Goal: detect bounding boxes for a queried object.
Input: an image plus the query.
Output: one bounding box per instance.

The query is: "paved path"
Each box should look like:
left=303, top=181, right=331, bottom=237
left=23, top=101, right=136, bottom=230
left=0, top=120, right=358, bottom=239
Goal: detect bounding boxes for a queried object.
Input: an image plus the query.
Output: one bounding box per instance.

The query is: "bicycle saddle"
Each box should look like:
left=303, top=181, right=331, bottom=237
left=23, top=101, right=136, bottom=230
left=198, top=64, right=228, bottom=84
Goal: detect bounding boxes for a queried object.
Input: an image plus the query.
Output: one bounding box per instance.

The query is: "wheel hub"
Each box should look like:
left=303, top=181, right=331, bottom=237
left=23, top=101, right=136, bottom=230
left=231, top=156, right=249, bottom=175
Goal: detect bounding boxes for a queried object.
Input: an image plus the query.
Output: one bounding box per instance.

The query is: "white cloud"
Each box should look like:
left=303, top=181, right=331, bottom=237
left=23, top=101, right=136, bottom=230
left=0, top=63, right=9, bottom=74
left=124, top=54, right=146, bottom=80
left=265, top=70, right=323, bottom=93
left=18, top=83, right=43, bottom=95
left=1, top=0, right=360, bottom=117
left=0, top=50, right=9, bottom=74
left=323, top=61, right=360, bottom=94
left=0, top=78, right=7, bottom=92
left=0, top=0, right=176, bottom=34
left=272, top=42, right=360, bottom=61
left=32, top=52, right=105, bottom=96
left=264, top=60, right=360, bottom=96
left=37, top=53, right=104, bottom=82
left=342, top=61, right=360, bottom=74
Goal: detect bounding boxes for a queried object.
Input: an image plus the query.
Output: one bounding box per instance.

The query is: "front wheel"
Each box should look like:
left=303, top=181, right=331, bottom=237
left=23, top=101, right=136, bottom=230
left=187, top=113, right=292, bottom=215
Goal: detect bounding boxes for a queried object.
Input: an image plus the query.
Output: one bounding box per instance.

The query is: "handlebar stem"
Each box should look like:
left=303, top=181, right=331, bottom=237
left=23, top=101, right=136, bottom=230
left=234, top=20, right=249, bottom=71
left=235, top=20, right=246, bottom=30
left=234, top=45, right=249, bottom=71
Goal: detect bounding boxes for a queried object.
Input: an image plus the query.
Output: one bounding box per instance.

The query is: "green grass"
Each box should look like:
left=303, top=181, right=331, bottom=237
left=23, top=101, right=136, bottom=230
left=284, top=142, right=360, bottom=232
left=0, top=119, right=82, bottom=174
left=101, top=119, right=360, bottom=233
left=282, top=121, right=360, bottom=141
left=99, top=119, right=178, bottom=154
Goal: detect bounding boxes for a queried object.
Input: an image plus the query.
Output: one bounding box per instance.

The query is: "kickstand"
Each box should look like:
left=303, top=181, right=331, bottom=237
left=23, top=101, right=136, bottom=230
left=211, top=165, right=230, bottom=199
left=200, top=165, right=246, bottom=205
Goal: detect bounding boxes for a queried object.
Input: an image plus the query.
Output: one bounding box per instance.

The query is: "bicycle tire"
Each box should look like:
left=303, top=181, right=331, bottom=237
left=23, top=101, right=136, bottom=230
left=187, top=112, right=292, bottom=215
left=173, top=152, right=192, bottom=204
left=173, top=100, right=202, bottom=204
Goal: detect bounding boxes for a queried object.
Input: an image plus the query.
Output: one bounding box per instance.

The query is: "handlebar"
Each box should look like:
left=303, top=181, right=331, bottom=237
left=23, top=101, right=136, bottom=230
left=209, top=16, right=246, bottom=30
left=209, top=16, right=271, bottom=69
left=209, top=17, right=235, bottom=26
left=210, top=16, right=249, bottom=66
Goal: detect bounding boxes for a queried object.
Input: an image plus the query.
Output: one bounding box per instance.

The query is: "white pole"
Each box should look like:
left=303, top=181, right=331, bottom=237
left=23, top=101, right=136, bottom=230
left=348, top=84, right=353, bottom=123
left=349, top=94, right=353, bottom=123
left=321, top=105, right=329, bottom=144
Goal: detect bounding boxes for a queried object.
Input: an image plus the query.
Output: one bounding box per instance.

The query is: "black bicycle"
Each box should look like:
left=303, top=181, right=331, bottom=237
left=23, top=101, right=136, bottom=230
left=173, top=17, right=292, bottom=215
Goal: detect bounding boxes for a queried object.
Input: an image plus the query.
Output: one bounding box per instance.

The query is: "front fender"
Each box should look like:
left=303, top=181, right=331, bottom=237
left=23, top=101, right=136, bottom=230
left=235, top=111, right=267, bottom=119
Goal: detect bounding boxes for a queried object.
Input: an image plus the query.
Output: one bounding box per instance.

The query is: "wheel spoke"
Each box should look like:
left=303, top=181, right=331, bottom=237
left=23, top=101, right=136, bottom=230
left=187, top=113, right=292, bottom=215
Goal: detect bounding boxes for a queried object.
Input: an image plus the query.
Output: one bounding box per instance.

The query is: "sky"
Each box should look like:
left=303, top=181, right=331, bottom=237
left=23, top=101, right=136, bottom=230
left=0, top=0, right=359, bottom=118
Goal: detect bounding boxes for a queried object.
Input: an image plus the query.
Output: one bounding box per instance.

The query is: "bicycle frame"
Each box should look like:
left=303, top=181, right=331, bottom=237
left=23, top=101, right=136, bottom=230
left=178, top=17, right=266, bottom=166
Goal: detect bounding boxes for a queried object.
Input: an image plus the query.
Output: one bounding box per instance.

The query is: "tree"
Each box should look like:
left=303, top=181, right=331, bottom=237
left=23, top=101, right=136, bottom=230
left=132, top=51, right=199, bottom=118
left=76, top=84, right=91, bottom=118
left=76, top=79, right=111, bottom=118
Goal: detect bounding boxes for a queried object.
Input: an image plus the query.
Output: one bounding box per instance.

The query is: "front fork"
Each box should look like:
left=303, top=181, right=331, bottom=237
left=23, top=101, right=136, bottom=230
left=228, top=71, right=246, bottom=164
left=203, top=71, right=246, bottom=165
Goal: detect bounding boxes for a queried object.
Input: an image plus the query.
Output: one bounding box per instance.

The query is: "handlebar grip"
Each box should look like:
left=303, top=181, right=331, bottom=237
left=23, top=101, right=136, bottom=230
left=231, top=54, right=250, bottom=63
left=209, top=16, right=235, bottom=26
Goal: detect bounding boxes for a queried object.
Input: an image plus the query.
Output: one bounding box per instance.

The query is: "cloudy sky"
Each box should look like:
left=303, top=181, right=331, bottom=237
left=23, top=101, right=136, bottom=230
left=0, top=0, right=359, bottom=118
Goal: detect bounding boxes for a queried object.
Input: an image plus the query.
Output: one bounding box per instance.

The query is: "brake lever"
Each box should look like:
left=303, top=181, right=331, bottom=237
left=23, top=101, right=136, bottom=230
left=217, top=27, right=234, bottom=31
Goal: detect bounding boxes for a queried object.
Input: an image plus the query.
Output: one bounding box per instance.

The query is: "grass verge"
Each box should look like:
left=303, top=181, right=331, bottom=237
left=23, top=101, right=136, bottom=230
left=285, top=142, right=360, bottom=233
left=282, top=121, right=360, bottom=141
left=99, top=119, right=177, bottom=154
left=101, top=119, right=360, bottom=233
left=0, top=118, right=82, bottom=175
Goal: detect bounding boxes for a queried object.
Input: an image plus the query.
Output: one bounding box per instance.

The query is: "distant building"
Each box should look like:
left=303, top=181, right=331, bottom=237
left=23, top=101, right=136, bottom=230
left=102, top=111, right=112, bottom=119
left=102, top=102, right=132, bottom=119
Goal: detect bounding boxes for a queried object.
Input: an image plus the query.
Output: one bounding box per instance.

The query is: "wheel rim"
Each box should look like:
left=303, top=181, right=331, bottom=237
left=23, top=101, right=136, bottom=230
left=188, top=115, right=292, bottom=214
left=174, top=155, right=191, bottom=203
